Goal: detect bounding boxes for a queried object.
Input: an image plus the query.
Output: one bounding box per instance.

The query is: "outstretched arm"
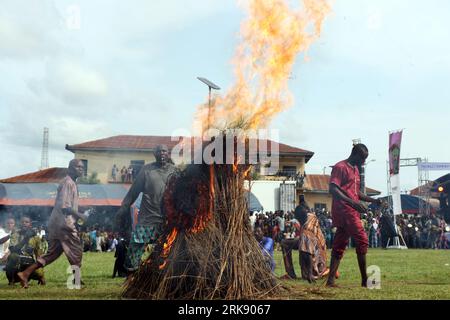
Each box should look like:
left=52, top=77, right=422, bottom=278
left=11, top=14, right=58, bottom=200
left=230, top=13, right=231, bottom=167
left=358, top=191, right=380, bottom=204
left=358, top=191, right=386, bottom=209
left=62, top=206, right=94, bottom=222
left=114, top=168, right=146, bottom=235
left=119, top=169, right=145, bottom=212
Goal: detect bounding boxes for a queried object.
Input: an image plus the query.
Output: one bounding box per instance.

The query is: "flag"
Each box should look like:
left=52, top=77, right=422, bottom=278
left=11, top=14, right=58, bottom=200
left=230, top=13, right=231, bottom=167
left=389, top=131, right=403, bottom=176
left=389, top=130, right=403, bottom=215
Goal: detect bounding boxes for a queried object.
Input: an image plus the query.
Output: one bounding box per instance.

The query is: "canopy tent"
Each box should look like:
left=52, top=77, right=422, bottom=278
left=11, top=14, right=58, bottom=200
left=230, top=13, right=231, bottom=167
left=247, top=191, right=263, bottom=212
left=374, top=194, right=439, bottom=215
left=0, top=183, right=130, bottom=207
left=0, top=183, right=264, bottom=212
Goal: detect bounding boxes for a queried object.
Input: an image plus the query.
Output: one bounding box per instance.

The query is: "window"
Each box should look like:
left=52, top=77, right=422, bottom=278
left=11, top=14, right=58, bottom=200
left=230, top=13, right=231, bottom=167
left=130, top=160, right=145, bottom=177
left=80, top=159, right=88, bottom=177
left=282, top=166, right=297, bottom=177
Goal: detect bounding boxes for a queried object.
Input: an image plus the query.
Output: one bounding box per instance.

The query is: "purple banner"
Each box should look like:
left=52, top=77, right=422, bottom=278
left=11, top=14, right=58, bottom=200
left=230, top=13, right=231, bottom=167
left=389, top=130, right=403, bottom=176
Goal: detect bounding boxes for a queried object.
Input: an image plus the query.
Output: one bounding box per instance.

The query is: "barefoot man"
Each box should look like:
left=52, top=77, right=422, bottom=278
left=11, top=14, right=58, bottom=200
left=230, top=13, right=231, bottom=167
left=18, top=159, right=90, bottom=288
left=326, top=144, right=383, bottom=288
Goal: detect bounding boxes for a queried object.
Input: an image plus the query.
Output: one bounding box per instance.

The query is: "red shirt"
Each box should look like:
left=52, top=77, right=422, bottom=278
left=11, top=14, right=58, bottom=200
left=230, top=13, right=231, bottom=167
left=330, top=160, right=361, bottom=227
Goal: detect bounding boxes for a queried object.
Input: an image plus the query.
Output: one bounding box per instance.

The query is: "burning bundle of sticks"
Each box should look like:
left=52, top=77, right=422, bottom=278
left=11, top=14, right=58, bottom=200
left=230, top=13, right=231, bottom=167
left=122, top=136, right=280, bottom=299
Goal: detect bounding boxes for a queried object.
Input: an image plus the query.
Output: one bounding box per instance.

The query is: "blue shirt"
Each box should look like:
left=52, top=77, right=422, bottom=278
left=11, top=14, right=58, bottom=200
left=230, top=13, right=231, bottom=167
left=259, top=236, right=275, bottom=271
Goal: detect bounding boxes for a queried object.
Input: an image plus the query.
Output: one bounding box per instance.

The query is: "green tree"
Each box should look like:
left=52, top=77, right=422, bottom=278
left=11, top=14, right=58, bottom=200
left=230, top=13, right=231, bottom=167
left=78, top=172, right=101, bottom=184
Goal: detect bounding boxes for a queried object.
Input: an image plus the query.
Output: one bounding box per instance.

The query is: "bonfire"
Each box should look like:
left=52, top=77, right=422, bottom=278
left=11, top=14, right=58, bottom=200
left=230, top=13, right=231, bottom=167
left=123, top=136, right=279, bottom=299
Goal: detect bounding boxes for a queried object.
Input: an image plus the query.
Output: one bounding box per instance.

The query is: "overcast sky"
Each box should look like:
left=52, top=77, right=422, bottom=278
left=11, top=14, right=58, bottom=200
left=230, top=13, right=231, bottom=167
left=1, top=0, right=449, bottom=195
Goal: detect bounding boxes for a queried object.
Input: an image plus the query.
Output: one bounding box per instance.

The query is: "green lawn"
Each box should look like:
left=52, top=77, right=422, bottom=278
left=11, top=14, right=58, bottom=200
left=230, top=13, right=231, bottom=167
left=274, top=248, right=450, bottom=300
left=0, top=249, right=449, bottom=300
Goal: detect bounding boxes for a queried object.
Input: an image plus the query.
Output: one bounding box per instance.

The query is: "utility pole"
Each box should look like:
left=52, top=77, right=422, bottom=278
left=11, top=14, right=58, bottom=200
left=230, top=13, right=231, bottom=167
left=40, top=127, right=49, bottom=170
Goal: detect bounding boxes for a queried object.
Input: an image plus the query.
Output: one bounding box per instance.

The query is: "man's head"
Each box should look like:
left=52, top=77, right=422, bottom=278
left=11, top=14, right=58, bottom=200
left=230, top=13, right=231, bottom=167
left=5, top=218, right=15, bottom=232
left=254, top=226, right=264, bottom=242
left=68, top=159, right=85, bottom=179
left=21, top=216, right=32, bottom=230
left=350, top=143, right=369, bottom=166
left=155, top=144, right=169, bottom=165
left=294, top=203, right=310, bottom=225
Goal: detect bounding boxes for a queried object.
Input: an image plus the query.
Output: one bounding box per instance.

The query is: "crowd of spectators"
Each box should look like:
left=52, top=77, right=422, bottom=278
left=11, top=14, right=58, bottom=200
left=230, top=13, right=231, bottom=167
left=79, top=226, right=119, bottom=253
left=250, top=208, right=449, bottom=250
left=111, top=164, right=136, bottom=183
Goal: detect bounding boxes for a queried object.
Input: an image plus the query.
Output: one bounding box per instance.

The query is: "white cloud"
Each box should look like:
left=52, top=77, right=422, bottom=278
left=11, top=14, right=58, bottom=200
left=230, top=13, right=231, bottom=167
left=367, top=9, right=382, bottom=31
left=46, top=60, right=108, bottom=105
left=47, top=117, right=113, bottom=147
left=0, top=1, right=62, bottom=60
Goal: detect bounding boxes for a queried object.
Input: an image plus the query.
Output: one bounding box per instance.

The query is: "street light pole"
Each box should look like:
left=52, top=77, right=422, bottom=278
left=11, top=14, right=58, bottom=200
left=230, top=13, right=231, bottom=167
left=362, top=159, right=376, bottom=194
left=208, top=86, right=212, bottom=127
left=197, top=77, right=221, bottom=132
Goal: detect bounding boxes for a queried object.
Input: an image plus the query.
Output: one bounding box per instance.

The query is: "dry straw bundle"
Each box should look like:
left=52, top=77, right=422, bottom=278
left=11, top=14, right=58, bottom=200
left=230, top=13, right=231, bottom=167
left=123, top=137, right=280, bottom=299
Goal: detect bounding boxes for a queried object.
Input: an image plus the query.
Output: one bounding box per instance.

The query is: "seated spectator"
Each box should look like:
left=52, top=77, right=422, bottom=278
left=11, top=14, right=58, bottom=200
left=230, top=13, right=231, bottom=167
left=5, top=216, right=47, bottom=286
left=254, top=227, right=275, bottom=272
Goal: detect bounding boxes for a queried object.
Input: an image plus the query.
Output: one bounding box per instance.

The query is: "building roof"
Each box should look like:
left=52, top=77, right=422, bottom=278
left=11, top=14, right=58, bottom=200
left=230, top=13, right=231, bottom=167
left=0, top=183, right=130, bottom=206
left=304, top=174, right=381, bottom=196
left=66, top=135, right=315, bottom=162
left=0, top=167, right=68, bottom=183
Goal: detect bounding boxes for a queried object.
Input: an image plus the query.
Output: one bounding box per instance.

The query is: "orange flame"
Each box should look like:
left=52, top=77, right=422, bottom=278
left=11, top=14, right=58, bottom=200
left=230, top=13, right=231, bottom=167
left=244, top=166, right=252, bottom=178
left=159, top=260, right=168, bottom=270
left=194, top=0, right=330, bottom=131
left=163, top=228, right=178, bottom=255
left=159, top=228, right=178, bottom=269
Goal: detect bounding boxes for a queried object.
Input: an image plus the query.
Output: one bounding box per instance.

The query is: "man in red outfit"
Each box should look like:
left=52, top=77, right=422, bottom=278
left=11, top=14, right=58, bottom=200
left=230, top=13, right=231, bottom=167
left=326, top=144, right=384, bottom=288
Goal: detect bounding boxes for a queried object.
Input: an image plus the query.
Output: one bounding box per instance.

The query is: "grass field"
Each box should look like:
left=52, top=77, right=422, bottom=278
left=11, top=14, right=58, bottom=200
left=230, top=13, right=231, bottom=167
left=0, top=249, right=449, bottom=300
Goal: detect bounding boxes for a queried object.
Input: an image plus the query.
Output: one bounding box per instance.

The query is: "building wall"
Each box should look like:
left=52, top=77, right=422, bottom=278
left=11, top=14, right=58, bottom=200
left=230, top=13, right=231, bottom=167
left=74, top=150, right=156, bottom=183
left=259, top=156, right=305, bottom=176
left=280, top=157, right=305, bottom=173
left=302, top=192, right=333, bottom=211
left=74, top=149, right=307, bottom=184
left=245, top=180, right=297, bottom=212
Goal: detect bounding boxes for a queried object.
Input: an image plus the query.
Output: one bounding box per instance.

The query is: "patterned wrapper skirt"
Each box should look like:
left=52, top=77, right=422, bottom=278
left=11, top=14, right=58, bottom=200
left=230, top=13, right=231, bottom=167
left=125, top=224, right=162, bottom=271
